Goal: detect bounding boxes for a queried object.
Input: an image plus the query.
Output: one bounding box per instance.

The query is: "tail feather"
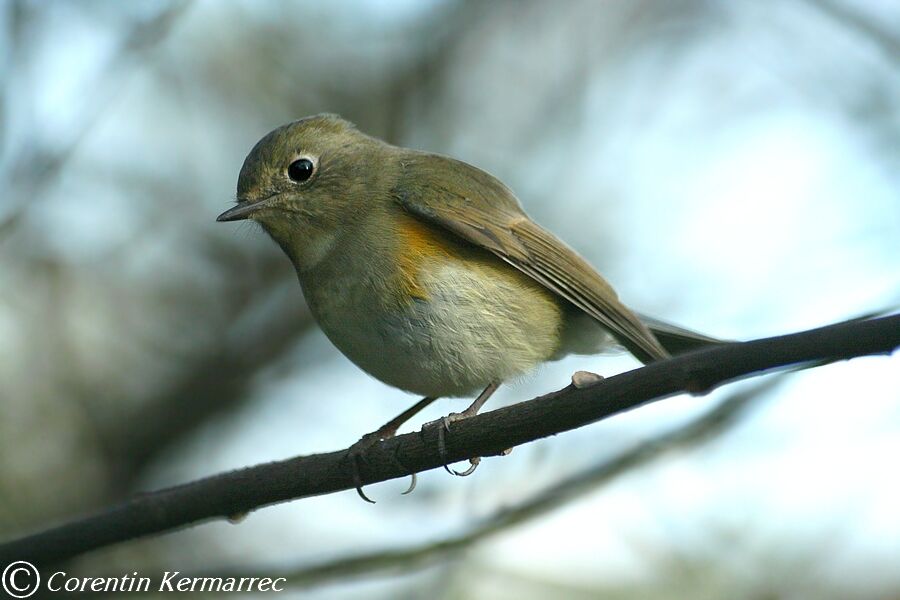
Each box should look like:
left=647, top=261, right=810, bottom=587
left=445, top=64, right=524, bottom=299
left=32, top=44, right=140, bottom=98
left=638, top=306, right=896, bottom=357
left=637, top=313, right=726, bottom=355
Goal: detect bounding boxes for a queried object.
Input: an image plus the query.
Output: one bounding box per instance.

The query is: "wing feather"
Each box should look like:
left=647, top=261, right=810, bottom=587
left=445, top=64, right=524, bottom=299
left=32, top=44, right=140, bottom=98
left=393, top=152, right=669, bottom=364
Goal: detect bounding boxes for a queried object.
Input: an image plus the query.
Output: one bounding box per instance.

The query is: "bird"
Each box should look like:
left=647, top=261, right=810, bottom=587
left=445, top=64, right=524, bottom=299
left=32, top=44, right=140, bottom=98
left=217, top=113, right=717, bottom=499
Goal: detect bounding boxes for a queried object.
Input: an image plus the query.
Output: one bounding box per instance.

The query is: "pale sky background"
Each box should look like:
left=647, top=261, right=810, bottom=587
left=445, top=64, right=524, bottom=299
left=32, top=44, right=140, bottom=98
left=1, top=1, right=898, bottom=598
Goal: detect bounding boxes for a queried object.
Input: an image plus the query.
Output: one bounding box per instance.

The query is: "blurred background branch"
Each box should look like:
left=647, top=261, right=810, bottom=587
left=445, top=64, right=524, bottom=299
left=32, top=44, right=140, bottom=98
left=806, top=0, right=899, bottom=63
left=1, top=0, right=191, bottom=237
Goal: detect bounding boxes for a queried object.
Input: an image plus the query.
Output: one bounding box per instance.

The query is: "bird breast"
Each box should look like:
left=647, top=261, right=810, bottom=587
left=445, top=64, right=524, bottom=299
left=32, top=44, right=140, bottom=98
left=300, top=216, right=566, bottom=398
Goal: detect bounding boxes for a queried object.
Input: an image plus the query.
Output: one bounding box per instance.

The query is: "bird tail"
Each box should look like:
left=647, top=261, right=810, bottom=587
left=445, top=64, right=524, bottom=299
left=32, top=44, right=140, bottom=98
left=636, top=313, right=725, bottom=355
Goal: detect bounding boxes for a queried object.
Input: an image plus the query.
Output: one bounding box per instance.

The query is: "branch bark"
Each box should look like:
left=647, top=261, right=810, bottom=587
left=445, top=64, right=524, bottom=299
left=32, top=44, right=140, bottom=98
left=2, top=314, right=898, bottom=566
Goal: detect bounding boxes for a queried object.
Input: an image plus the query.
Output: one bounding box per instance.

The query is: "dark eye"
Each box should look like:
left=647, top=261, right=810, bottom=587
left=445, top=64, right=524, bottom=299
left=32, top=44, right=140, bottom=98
left=287, top=158, right=314, bottom=182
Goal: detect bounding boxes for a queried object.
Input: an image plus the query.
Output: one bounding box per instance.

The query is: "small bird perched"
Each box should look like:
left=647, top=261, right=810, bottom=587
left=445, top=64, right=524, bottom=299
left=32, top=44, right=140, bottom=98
left=217, top=114, right=715, bottom=495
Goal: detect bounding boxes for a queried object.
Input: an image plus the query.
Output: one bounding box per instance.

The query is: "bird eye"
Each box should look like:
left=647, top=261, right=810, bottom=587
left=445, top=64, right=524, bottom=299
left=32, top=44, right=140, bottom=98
left=287, top=158, right=315, bottom=182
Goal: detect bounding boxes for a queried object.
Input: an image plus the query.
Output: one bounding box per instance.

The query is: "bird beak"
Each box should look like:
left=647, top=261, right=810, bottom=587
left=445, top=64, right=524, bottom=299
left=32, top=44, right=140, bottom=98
left=216, top=197, right=271, bottom=222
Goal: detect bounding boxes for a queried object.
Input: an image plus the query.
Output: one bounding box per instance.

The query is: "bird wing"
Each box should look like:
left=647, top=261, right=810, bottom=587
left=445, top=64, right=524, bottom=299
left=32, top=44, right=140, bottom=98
left=392, top=151, right=669, bottom=364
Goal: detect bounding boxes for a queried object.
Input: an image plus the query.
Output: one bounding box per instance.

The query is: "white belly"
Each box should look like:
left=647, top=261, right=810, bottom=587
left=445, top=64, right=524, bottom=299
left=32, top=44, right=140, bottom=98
left=302, top=259, right=564, bottom=398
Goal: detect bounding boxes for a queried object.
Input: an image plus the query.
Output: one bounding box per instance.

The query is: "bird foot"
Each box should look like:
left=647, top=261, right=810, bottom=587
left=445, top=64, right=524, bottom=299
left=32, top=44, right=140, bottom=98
left=346, top=428, right=416, bottom=503
left=426, top=411, right=483, bottom=477
left=346, top=431, right=383, bottom=504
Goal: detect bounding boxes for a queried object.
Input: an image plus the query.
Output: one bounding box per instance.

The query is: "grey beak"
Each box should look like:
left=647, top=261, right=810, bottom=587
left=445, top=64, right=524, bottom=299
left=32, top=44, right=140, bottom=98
left=216, top=197, right=269, bottom=222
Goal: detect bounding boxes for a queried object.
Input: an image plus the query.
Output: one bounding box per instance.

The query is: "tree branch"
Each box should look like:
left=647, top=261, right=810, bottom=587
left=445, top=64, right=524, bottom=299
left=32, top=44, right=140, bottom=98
left=197, top=376, right=783, bottom=589
left=2, top=314, right=898, bottom=565
left=806, top=0, right=900, bottom=66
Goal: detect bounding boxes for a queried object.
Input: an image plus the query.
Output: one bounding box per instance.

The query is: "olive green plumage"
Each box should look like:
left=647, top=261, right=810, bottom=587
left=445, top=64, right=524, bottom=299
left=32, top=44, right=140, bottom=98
left=218, top=114, right=715, bottom=398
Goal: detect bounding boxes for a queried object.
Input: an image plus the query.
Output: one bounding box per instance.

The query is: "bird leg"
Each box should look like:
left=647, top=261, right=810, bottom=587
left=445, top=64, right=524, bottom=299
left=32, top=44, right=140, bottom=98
left=348, top=395, right=438, bottom=503
left=435, top=382, right=501, bottom=477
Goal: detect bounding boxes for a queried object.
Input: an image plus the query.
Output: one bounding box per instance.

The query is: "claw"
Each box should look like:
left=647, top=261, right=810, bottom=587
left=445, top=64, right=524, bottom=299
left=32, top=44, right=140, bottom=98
left=350, top=452, right=377, bottom=504
left=435, top=414, right=482, bottom=476
left=450, top=457, right=480, bottom=477
left=401, top=472, right=417, bottom=495
left=355, top=485, right=376, bottom=504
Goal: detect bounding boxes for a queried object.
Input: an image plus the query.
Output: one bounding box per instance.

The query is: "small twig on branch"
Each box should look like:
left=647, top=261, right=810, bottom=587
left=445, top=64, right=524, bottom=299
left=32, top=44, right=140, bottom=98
left=1, top=314, right=898, bottom=565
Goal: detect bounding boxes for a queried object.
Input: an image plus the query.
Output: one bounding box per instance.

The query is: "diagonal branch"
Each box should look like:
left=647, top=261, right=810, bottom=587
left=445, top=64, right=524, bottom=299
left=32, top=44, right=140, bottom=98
left=199, top=376, right=783, bottom=589
left=1, top=314, right=898, bottom=565
left=806, top=0, right=900, bottom=66
left=1, top=1, right=191, bottom=238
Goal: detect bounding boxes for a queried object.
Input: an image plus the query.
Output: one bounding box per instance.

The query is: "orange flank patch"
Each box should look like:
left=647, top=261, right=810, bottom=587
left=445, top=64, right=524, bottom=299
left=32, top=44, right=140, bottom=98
left=395, top=214, right=461, bottom=302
